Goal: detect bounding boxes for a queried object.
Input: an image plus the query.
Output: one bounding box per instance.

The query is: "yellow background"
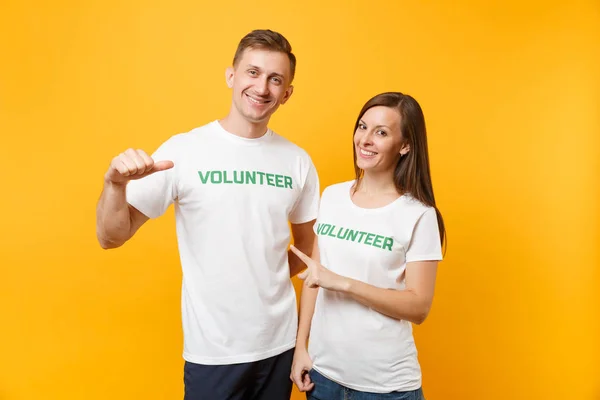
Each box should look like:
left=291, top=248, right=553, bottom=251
left=1, top=1, right=598, bottom=399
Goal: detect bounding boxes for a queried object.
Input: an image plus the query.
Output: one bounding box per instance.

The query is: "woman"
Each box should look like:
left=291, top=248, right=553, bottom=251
left=290, top=92, right=446, bottom=400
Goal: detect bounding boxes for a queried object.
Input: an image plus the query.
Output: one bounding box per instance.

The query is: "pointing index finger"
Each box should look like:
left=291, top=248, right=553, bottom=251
left=290, top=245, right=312, bottom=265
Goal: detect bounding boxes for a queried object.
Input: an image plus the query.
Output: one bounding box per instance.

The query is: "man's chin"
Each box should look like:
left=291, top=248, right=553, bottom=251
left=243, top=111, right=272, bottom=124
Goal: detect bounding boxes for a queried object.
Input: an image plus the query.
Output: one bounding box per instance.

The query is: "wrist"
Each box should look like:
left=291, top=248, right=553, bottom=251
left=337, top=277, right=353, bottom=293
left=295, top=337, right=308, bottom=350
left=104, top=174, right=128, bottom=189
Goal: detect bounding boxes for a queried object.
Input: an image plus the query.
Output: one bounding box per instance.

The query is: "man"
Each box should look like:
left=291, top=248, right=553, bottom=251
left=96, top=29, right=319, bottom=399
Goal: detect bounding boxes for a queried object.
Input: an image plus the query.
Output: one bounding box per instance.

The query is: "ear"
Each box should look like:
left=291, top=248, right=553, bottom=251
left=399, top=143, right=410, bottom=156
left=280, top=85, right=294, bottom=105
left=225, top=66, right=234, bottom=88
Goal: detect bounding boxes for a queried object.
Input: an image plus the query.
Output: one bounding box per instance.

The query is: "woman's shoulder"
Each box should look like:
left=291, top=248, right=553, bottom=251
left=321, top=180, right=355, bottom=198
left=397, top=193, right=436, bottom=216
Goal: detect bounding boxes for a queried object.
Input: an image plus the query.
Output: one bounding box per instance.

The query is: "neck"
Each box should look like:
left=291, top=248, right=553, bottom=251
left=220, top=106, right=269, bottom=139
left=357, top=169, right=398, bottom=195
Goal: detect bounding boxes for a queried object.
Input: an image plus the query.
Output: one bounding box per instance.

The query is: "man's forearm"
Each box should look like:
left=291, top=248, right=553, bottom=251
left=289, top=220, right=317, bottom=277
left=288, top=247, right=309, bottom=277
left=288, top=235, right=314, bottom=276
left=96, top=180, right=133, bottom=249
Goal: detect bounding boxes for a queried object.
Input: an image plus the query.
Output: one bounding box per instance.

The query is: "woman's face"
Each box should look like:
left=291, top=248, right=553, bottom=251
left=354, top=106, right=410, bottom=173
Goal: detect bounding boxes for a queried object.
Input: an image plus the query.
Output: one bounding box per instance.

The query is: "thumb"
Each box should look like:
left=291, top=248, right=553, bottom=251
left=151, top=160, right=174, bottom=172
left=292, top=367, right=305, bottom=387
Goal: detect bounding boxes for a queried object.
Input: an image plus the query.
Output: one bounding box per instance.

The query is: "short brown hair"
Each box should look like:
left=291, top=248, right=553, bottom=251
left=232, top=29, right=297, bottom=82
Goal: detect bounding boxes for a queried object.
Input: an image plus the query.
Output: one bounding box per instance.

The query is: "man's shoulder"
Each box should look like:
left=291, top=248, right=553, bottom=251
left=268, top=130, right=312, bottom=159
left=160, top=121, right=217, bottom=147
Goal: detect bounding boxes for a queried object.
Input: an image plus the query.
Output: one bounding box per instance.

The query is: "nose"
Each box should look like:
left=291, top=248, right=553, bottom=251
left=254, top=76, right=269, bottom=96
left=358, top=130, right=373, bottom=148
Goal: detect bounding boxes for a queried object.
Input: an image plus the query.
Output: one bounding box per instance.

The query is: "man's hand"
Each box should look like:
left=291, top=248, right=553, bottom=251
left=104, top=148, right=174, bottom=184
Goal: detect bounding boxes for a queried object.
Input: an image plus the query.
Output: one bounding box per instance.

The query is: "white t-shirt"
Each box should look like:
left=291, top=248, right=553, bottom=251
left=126, top=120, right=320, bottom=365
left=308, top=180, right=442, bottom=392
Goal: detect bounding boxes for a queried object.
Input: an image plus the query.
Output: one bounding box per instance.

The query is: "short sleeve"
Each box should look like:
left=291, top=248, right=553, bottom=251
left=311, top=186, right=331, bottom=234
left=405, top=208, right=443, bottom=262
left=126, top=136, right=180, bottom=219
left=289, top=157, right=320, bottom=224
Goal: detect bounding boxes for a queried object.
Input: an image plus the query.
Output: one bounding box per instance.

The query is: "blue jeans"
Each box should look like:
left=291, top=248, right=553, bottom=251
left=306, top=369, right=425, bottom=400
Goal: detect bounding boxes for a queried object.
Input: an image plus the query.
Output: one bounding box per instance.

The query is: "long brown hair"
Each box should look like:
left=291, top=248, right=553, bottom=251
left=353, top=92, right=446, bottom=247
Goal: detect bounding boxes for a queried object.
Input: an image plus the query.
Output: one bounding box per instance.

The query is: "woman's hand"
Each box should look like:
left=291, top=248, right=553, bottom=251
left=290, top=245, right=350, bottom=292
left=290, top=346, right=314, bottom=392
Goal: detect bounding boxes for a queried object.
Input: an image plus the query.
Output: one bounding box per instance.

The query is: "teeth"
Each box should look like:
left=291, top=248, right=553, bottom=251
left=360, top=149, right=377, bottom=156
left=247, top=95, right=267, bottom=104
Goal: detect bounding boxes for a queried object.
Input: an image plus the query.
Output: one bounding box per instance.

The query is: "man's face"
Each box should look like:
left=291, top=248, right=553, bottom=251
left=226, top=48, right=294, bottom=124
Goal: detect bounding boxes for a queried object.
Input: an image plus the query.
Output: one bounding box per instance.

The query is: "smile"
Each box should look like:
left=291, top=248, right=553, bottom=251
left=359, top=148, right=377, bottom=156
left=245, top=93, right=271, bottom=105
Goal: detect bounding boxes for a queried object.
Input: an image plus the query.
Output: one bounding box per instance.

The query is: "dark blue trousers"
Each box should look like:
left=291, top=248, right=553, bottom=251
left=184, top=348, right=294, bottom=400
